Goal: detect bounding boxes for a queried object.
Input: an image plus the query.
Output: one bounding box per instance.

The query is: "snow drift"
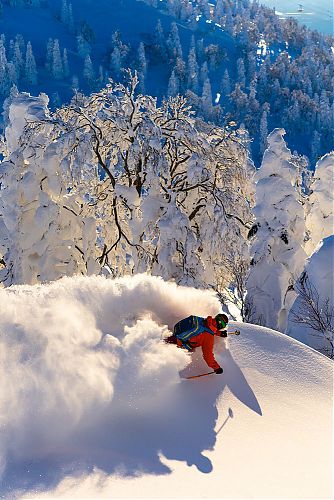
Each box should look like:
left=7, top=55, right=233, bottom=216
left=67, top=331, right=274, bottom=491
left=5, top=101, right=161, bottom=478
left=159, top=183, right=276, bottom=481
left=0, top=274, right=332, bottom=499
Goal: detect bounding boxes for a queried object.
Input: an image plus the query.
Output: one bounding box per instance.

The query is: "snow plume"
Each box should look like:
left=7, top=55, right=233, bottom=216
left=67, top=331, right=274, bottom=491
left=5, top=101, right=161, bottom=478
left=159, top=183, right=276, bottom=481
left=0, top=274, right=220, bottom=494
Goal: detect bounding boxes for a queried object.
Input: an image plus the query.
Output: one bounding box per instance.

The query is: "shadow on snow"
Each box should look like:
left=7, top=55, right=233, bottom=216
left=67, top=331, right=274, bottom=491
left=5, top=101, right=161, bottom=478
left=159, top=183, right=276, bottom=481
left=1, top=342, right=262, bottom=498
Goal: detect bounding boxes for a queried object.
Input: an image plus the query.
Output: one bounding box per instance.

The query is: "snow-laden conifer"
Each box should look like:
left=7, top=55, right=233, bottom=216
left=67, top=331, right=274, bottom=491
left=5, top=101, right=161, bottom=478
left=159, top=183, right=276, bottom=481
left=237, top=58, right=246, bottom=88
left=259, top=108, right=268, bottom=155
left=45, top=37, right=53, bottom=73
left=167, top=69, right=179, bottom=97
left=304, top=152, right=334, bottom=255
left=24, top=41, right=37, bottom=85
left=287, top=235, right=334, bottom=358
left=13, top=39, right=24, bottom=79
left=7, top=62, right=18, bottom=87
left=52, top=39, right=63, bottom=80
left=63, top=48, right=70, bottom=78
left=137, top=42, right=147, bottom=77
left=154, top=19, right=167, bottom=60
left=167, top=22, right=183, bottom=61
left=221, top=68, right=231, bottom=96
left=77, top=34, right=91, bottom=59
left=246, top=129, right=307, bottom=331
left=201, top=77, right=213, bottom=119
left=0, top=39, right=8, bottom=94
left=0, top=93, right=100, bottom=286
left=83, top=54, right=95, bottom=88
left=60, top=0, right=69, bottom=25
left=187, top=47, right=199, bottom=94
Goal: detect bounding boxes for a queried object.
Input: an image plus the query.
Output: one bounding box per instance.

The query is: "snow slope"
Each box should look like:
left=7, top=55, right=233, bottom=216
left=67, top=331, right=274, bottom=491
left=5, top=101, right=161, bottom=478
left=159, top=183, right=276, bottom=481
left=0, top=274, right=332, bottom=499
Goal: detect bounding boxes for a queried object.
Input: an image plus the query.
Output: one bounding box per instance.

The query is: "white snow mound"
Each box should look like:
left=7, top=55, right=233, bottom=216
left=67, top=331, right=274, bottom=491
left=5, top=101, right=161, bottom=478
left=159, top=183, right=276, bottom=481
left=0, top=274, right=332, bottom=499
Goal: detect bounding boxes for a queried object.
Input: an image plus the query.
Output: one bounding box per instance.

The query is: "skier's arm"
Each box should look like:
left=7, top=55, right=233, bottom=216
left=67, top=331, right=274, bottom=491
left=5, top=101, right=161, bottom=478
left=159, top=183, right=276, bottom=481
left=201, top=334, right=220, bottom=371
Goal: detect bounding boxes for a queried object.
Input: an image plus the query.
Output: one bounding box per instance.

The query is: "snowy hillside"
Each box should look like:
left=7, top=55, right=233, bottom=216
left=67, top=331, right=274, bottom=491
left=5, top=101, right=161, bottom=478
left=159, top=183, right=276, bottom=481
left=1, top=274, right=332, bottom=499
left=0, top=0, right=333, bottom=162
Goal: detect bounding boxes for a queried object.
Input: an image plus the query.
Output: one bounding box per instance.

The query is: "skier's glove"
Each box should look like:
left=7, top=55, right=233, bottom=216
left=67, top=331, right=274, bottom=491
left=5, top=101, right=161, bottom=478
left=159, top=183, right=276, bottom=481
left=215, top=367, right=223, bottom=374
left=219, top=330, right=227, bottom=338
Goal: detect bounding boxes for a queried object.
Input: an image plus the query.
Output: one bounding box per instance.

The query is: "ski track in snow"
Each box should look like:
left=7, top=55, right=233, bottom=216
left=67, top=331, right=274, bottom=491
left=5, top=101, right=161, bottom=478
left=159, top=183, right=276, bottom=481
left=0, top=274, right=332, bottom=499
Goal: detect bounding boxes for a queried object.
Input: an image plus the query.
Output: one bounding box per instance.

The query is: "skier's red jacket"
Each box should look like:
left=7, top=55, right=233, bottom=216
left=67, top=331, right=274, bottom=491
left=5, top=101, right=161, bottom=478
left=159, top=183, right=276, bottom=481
left=176, top=316, right=223, bottom=370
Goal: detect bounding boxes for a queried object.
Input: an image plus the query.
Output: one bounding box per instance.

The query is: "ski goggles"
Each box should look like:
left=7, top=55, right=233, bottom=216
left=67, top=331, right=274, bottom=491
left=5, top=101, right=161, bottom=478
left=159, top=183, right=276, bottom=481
left=216, top=318, right=227, bottom=330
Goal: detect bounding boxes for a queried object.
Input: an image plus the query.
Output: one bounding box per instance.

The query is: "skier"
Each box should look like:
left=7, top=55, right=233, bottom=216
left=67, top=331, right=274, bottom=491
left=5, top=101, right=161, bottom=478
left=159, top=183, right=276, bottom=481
left=165, top=313, right=229, bottom=374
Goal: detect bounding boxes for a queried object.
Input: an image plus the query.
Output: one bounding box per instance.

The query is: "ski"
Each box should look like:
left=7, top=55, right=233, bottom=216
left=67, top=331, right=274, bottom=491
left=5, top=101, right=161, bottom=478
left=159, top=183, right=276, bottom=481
left=185, top=371, right=216, bottom=379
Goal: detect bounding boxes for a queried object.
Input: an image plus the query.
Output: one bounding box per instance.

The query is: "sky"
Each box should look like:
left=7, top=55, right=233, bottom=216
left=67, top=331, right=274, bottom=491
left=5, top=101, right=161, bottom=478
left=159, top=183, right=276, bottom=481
left=0, top=274, right=332, bottom=499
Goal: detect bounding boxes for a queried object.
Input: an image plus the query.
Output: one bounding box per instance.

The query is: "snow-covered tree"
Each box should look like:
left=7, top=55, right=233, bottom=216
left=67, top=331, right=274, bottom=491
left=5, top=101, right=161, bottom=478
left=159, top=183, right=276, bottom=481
left=13, top=39, right=24, bottom=79
left=77, top=34, right=91, bottom=58
left=246, top=129, right=307, bottom=332
left=287, top=235, right=334, bottom=358
left=310, top=130, right=321, bottom=165
left=201, top=77, right=213, bottom=119
left=68, top=3, right=74, bottom=33
left=24, top=41, right=37, bottom=85
left=60, top=0, right=69, bottom=24
left=304, top=152, right=334, bottom=255
left=187, top=47, right=199, bottom=94
left=110, top=46, right=122, bottom=77
left=59, top=0, right=74, bottom=32
left=52, top=39, right=63, bottom=80
left=8, top=39, right=15, bottom=61
left=225, top=8, right=234, bottom=34
left=167, top=0, right=181, bottom=18
left=63, top=48, right=70, bottom=78
left=167, top=69, right=179, bottom=97
left=167, top=22, right=183, bottom=60
left=0, top=39, right=8, bottom=94
left=51, top=91, right=61, bottom=108
left=247, top=52, right=257, bottom=81
left=83, top=54, right=95, bottom=88
left=196, top=38, right=204, bottom=61
left=230, top=83, right=248, bottom=119
left=98, top=65, right=105, bottom=85
left=221, top=68, right=231, bottom=96
left=71, top=74, right=79, bottom=92
left=0, top=93, right=100, bottom=286
left=237, top=58, right=246, bottom=88
left=45, top=38, right=53, bottom=73
left=7, top=62, right=18, bottom=87
left=200, top=61, right=208, bottom=84
left=154, top=19, right=167, bottom=60
left=137, top=42, right=147, bottom=77
left=180, top=0, right=192, bottom=20
left=214, top=0, right=225, bottom=22
left=259, top=108, right=268, bottom=155
left=174, top=56, right=186, bottom=91
left=0, top=76, right=253, bottom=292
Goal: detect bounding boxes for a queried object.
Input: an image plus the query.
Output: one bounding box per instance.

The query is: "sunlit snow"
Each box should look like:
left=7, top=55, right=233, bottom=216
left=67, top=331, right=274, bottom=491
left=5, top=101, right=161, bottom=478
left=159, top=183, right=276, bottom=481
left=0, top=275, right=332, bottom=499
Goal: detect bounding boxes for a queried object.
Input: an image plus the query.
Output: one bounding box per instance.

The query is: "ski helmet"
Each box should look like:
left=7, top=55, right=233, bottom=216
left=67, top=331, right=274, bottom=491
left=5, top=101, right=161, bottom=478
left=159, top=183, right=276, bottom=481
left=215, top=313, right=228, bottom=330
